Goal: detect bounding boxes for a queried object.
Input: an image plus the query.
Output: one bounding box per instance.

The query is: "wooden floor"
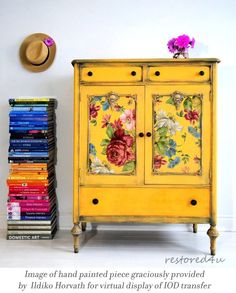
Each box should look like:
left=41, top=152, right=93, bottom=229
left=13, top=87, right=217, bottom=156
left=0, top=228, right=235, bottom=268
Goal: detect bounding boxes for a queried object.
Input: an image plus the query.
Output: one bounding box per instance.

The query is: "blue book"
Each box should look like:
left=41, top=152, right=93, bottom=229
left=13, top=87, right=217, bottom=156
left=9, top=126, right=52, bottom=131
left=10, top=139, right=51, bottom=143
left=10, top=107, right=52, bottom=111
left=9, top=112, right=53, bottom=117
left=9, top=116, right=52, bottom=120
left=9, top=148, right=51, bottom=152
left=9, top=143, right=52, bottom=147
left=10, top=122, right=50, bottom=126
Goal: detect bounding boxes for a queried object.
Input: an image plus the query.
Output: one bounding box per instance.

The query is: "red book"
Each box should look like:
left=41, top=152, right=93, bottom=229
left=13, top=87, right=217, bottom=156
left=7, top=181, right=50, bottom=187
left=8, top=199, right=52, bottom=203
left=19, top=207, right=52, bottom=212
left=8, top=193, right=50, bottom=197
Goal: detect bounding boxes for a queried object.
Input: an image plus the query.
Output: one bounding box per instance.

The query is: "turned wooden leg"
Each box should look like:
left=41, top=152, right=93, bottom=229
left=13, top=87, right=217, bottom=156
left=81, top=222, right=87, bottom=232
left=71, top=223, right=82, bottom=253
left=193, top=224, right=198, bottom=233
left=207, top=225, right=219, bottom=256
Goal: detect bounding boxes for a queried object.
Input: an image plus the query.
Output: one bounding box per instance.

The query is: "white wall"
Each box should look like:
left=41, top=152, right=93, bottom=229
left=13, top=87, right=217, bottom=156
left=0, top=0, right=235, bottom=231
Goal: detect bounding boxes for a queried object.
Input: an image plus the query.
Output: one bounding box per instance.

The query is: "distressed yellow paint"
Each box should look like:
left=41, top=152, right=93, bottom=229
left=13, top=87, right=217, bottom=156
left=72, top=58, right=219, bottom=254
left=148, top=66, right=210, bottom=82
left=81, top=66, right=142, bottom=82
left=79, top=187, right=210, bottom=217
left=80, top=85, right=144, bottom=185
left=145, top=84, right=211, bottom=185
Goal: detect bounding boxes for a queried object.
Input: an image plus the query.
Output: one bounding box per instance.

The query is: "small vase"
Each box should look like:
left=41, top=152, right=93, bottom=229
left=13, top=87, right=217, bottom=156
left=173, top=51, right=189, bottom=59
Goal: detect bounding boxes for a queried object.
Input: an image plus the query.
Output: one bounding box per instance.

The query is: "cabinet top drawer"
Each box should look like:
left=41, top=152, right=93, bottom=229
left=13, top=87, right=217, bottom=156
left=81, top=66, right=142, bottom=82
left=148, top=66, right=210, bottom=82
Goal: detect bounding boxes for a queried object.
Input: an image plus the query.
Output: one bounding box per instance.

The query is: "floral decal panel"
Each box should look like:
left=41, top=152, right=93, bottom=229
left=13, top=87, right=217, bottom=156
left=153, top=92, right=202, bottom=175
left=88, top=92, right=136, bottom=175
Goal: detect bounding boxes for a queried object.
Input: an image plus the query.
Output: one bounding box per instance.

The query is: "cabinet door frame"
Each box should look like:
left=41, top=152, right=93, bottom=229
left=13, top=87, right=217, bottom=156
left=79, top=85, right=145, bottom=185
left=145, top=84, right=211, bottom=185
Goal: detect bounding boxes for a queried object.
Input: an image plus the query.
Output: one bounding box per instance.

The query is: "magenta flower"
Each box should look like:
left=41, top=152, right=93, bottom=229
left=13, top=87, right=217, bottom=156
left=90, top=104, right=100, bottom=119
left=176, top=34, right=190, bottom=49
left=154, top=155, right=167, bottom=169
left=190, top=38, right=195, bottom=48
left=167, top=38, right=177, bottom=53
left=184, top=109, right=199, bottom=124
left=167, top=34, right=195, bottom=54
left=44, top=37, right=55, bottom=47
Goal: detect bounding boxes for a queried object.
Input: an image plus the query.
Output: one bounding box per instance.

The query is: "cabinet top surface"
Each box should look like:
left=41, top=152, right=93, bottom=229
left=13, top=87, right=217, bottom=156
left=72, top=58, right=220, bottom=66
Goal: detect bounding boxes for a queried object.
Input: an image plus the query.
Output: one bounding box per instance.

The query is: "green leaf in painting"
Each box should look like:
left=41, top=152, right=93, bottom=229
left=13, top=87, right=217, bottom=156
left=158, top=136, right=168, bottom=143
left=183, top=97, right=192, bottom=111
left=122, top=161, right=135, bottom=172
left=100, top=139, right=110, bottom=146
left=166, top=97, right=175, bottom=105
left=106, top=124, right=114, bottom=139
left=90, top=119, right=97, bottom=126
left=188, top=126, right=200, bottom=138
left=176, top=110, right=184, bottom=117
left=156, top=141, right=167, bottom=156
left=181, top=132, right=187, bottom=142
left=181, top=153, right=190, bottom=164
left=157, top=127, right=168, bottom=136
left=101, top=147, right=107, bottom=155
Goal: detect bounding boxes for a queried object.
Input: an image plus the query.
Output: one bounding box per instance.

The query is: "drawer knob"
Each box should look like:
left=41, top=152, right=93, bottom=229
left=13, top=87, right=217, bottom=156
left=87, top=71, right=93, bottom=76
left=131, top=71, right=136, bottom=76
left=146, top=132, right=152, bottom=137
left=92, top=198, right=99, bottom=205
left=199, top=71, right=205, bottom=76
left=191, top=199, right=197, bottom=206
left=139, top=132, right=144, bottom=137
left=155, top=71, right=160, bottom=76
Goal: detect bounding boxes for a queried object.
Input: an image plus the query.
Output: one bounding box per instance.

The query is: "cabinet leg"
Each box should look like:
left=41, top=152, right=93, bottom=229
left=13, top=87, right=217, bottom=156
left=193, top=224, right=198, bottom=233
left=71, top=223, right=82, bottom=253
left=81, top=222, right=87, bottom=232
left=207, top=225, right=219, bottom=256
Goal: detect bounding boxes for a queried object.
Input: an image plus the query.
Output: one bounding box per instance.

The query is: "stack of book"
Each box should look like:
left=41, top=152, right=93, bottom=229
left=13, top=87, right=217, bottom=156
left=6, top=98, right=57, bottom=240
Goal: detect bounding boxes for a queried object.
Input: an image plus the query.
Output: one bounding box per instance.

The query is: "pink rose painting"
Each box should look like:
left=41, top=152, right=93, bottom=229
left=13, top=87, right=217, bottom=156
left=106, top=129, right=135, bottom=167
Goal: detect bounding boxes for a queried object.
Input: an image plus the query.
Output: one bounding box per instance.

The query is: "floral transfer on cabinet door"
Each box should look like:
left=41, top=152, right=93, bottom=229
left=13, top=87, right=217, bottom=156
left=88, top=92, right=136, bottom=175
left=153, top=92, right=202, bottom=175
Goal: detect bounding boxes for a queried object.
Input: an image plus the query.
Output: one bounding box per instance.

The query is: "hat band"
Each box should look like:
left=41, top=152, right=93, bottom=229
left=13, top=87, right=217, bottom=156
left=30, top=47, right=49, bottom=66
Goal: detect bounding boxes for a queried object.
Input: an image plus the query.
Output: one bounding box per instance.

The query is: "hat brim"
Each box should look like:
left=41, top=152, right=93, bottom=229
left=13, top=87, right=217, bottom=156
left=19, top=33, right=56, bottom=72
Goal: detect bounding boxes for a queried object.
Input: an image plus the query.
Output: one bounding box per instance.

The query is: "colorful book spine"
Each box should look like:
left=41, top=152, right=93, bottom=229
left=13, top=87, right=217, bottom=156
left=7, top=98, right=57, bottom=240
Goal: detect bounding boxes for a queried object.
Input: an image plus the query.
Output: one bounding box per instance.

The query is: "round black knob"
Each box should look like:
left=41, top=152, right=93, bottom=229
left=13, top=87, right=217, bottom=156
left=139, top=132, right=144, bottom=137
left=87, top=71, right=93, bottom=76
left=191, top=199, right=197, bottom=206
left=199, top=71, right=205, bottom=76
left=146, top=132, right=152, bottom=137
left=155, top=71, right=160, bottom=76
left=131, top=71, right=136, bottom=76
left=92, top=198, right=99, bottom=205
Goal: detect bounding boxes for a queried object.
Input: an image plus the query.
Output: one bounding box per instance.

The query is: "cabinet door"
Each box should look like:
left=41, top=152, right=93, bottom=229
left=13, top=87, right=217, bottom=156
left=79, top=86, right=144, bottom=185
left=145, top=85, right=211, bottom=185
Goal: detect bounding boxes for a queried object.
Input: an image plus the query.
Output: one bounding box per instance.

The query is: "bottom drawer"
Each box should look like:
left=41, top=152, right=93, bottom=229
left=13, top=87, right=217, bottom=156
left=79, top=188, right=210, bottom=217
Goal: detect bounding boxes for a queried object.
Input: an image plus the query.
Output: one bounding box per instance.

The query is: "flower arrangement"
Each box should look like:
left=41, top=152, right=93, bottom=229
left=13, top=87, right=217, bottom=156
left=167, top=34, right=195, bottom=58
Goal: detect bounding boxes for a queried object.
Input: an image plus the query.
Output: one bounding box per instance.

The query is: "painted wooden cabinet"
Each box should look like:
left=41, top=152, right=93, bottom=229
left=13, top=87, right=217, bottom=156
left=71, top=59, right=219, bottom=254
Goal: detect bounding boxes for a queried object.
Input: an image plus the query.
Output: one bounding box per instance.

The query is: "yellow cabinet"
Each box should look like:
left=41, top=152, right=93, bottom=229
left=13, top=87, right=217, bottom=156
left=72, top=58, right=220, bottom=255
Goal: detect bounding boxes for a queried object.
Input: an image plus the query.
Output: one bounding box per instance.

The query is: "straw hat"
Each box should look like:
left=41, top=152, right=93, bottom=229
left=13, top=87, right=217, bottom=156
left=19, top=33, right=56, bottom=72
